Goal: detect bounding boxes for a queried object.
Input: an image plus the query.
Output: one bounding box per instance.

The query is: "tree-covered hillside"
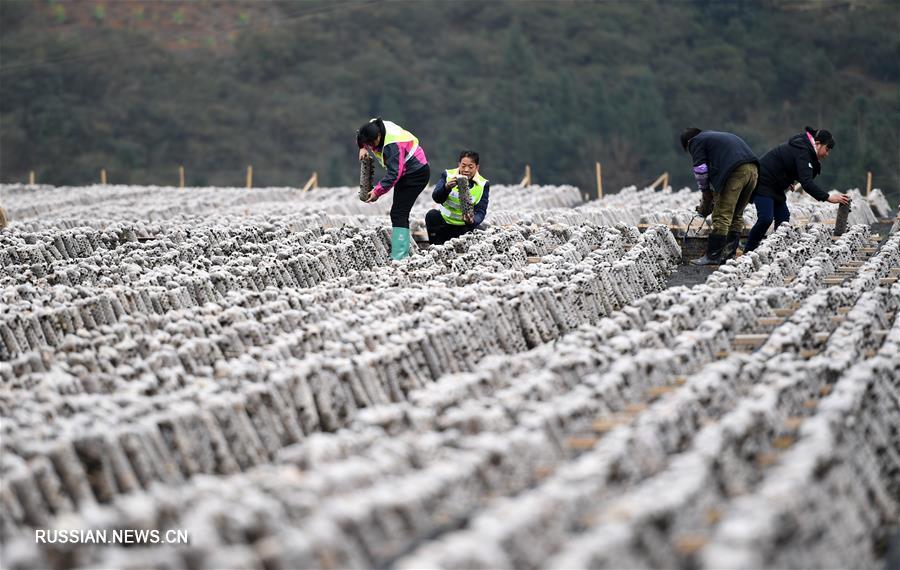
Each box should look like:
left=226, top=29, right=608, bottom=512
left=1, top=0, right=897, bottom=203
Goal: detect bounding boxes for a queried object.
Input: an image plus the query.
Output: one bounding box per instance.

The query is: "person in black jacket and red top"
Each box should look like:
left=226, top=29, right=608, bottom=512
left=681, top=128, right=759, bottom=265
left=744, top=127, right=850, bottom=253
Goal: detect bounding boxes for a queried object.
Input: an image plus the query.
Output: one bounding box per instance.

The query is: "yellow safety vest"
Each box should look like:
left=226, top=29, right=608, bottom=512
left=440, top=168, right=488, bottom=226
left=371, top=120, right=420, bottom=168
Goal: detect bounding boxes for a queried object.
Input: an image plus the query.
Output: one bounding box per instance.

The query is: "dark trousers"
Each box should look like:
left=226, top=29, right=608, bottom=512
left=745, top=194, right=790, bottom=252
left=425, top=209, right=476, bottom=245
left=390, top=164, right=430, bottom=228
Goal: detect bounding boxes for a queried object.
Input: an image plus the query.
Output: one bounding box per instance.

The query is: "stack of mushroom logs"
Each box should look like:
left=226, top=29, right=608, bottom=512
left=568, top=185, right=879, bottom=231
left=0, top=213, right=681, bottom=553
left=456, top=176, right=476, bottom=223
left=2, top=220, right=896, bottom=569
left=0, top=182, right=880, bottom=236
left=0, top=183, right=585, bottom=232
left=1, top=181, right=898, bottom=569
left=359, top=156, right=375, bottom=203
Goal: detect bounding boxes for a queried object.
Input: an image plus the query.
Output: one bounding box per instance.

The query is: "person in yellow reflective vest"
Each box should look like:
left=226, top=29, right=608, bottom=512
left=357, top=117, right=430, bottom=260
left=425, top=150, right=490, bottom=245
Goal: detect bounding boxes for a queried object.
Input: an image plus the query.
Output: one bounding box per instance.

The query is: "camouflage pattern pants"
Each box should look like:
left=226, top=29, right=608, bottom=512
left=711, top=163, right=758, bottom=235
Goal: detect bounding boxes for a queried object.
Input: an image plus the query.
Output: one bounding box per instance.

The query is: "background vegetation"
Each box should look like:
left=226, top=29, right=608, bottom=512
left=1, top=0, right=897, bottom=203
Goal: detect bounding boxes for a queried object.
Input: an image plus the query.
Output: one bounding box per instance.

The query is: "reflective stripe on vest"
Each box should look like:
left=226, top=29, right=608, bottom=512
left=439, top=168, right=488, bottom=226
left=372, top=120, right=419, bottom=168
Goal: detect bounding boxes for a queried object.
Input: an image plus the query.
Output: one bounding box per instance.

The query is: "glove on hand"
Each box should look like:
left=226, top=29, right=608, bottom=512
left=695, top=190, right=714, bottom=217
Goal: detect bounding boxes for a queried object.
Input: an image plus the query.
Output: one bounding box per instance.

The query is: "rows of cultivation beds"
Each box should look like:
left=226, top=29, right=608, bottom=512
left=0, top=182, right=897, bottom=569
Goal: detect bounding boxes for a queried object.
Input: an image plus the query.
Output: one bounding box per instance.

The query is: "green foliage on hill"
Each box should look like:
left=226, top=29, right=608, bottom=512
left=1, top=0, right=897, bottom=204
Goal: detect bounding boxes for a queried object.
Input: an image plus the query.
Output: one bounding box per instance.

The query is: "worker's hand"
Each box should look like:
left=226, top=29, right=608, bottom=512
left=365, top=192, right=379, bottom=203
left=358, top=148, right=368, bottom=161
left=789, top=183, right=801, bottom=192
left=463, top=213, right=475, bottom=225
left=828, top=194, right=850, bottom=206
left=446, top=178, right=457, bottom=190
left=695, top=189, right=714, bottom=217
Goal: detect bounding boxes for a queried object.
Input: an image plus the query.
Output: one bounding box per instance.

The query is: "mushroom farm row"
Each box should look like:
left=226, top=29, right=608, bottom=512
left=0, top=182, right=897, bottom=569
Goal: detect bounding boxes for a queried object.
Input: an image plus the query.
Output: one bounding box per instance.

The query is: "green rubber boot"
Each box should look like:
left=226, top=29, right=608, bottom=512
left=391, top=227, right=410, bottom=260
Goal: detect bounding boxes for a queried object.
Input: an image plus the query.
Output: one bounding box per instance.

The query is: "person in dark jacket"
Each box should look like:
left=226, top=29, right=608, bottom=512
left=680, top=128, right=759, bottom=265
left=743, top=127, right=850, bottom=253
left=425, top=150, right=490, bottom=245
left=357, top=117, right=430, bottom=260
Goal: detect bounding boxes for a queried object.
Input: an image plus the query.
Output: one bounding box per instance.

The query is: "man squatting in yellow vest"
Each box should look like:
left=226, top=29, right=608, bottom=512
left=425, top=150, right=490, bottom=245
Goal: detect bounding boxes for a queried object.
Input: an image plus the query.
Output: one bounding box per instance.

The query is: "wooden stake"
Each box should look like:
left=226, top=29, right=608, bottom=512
left=29, top=171, right=35, bottom=185
left=179, top=165, right=185, bottom=189
left=662, top=171, right=669, bottom=190
left=756, top=451, right=780, bottom=467
left=649, top=172, right=668, bottom=190
left=301, top=172, right=318, bottom=192
left=784, top=416, right=804, bottom=430
left=647, top=386, right=675, bottom=398
left=592, top=418, right=623, bottom=433
left=732, top=334, right=769, bottom=348
left=566, top=436, right=598, bottom=450
left=772, top=435, right=795, bottom=449
left=246, top=165, right=253, bottom=189
left=595, top=161, right=603, bottom=199
left=674, top=535, right=708, bottom=556
left=100, top=169, right=107, bottom=185
left=866, top=171, right=872, bottom=196
left=520, top=164, right=532, bottom=187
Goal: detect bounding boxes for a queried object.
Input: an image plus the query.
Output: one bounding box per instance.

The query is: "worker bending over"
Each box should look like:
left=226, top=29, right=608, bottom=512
left=425, top=150, right=490, bottom=245
left=681, top=128, right=759, bottom=265
left=357, top=117, right=430, bottom=260
left=744, top=127, right=849, bottom=253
